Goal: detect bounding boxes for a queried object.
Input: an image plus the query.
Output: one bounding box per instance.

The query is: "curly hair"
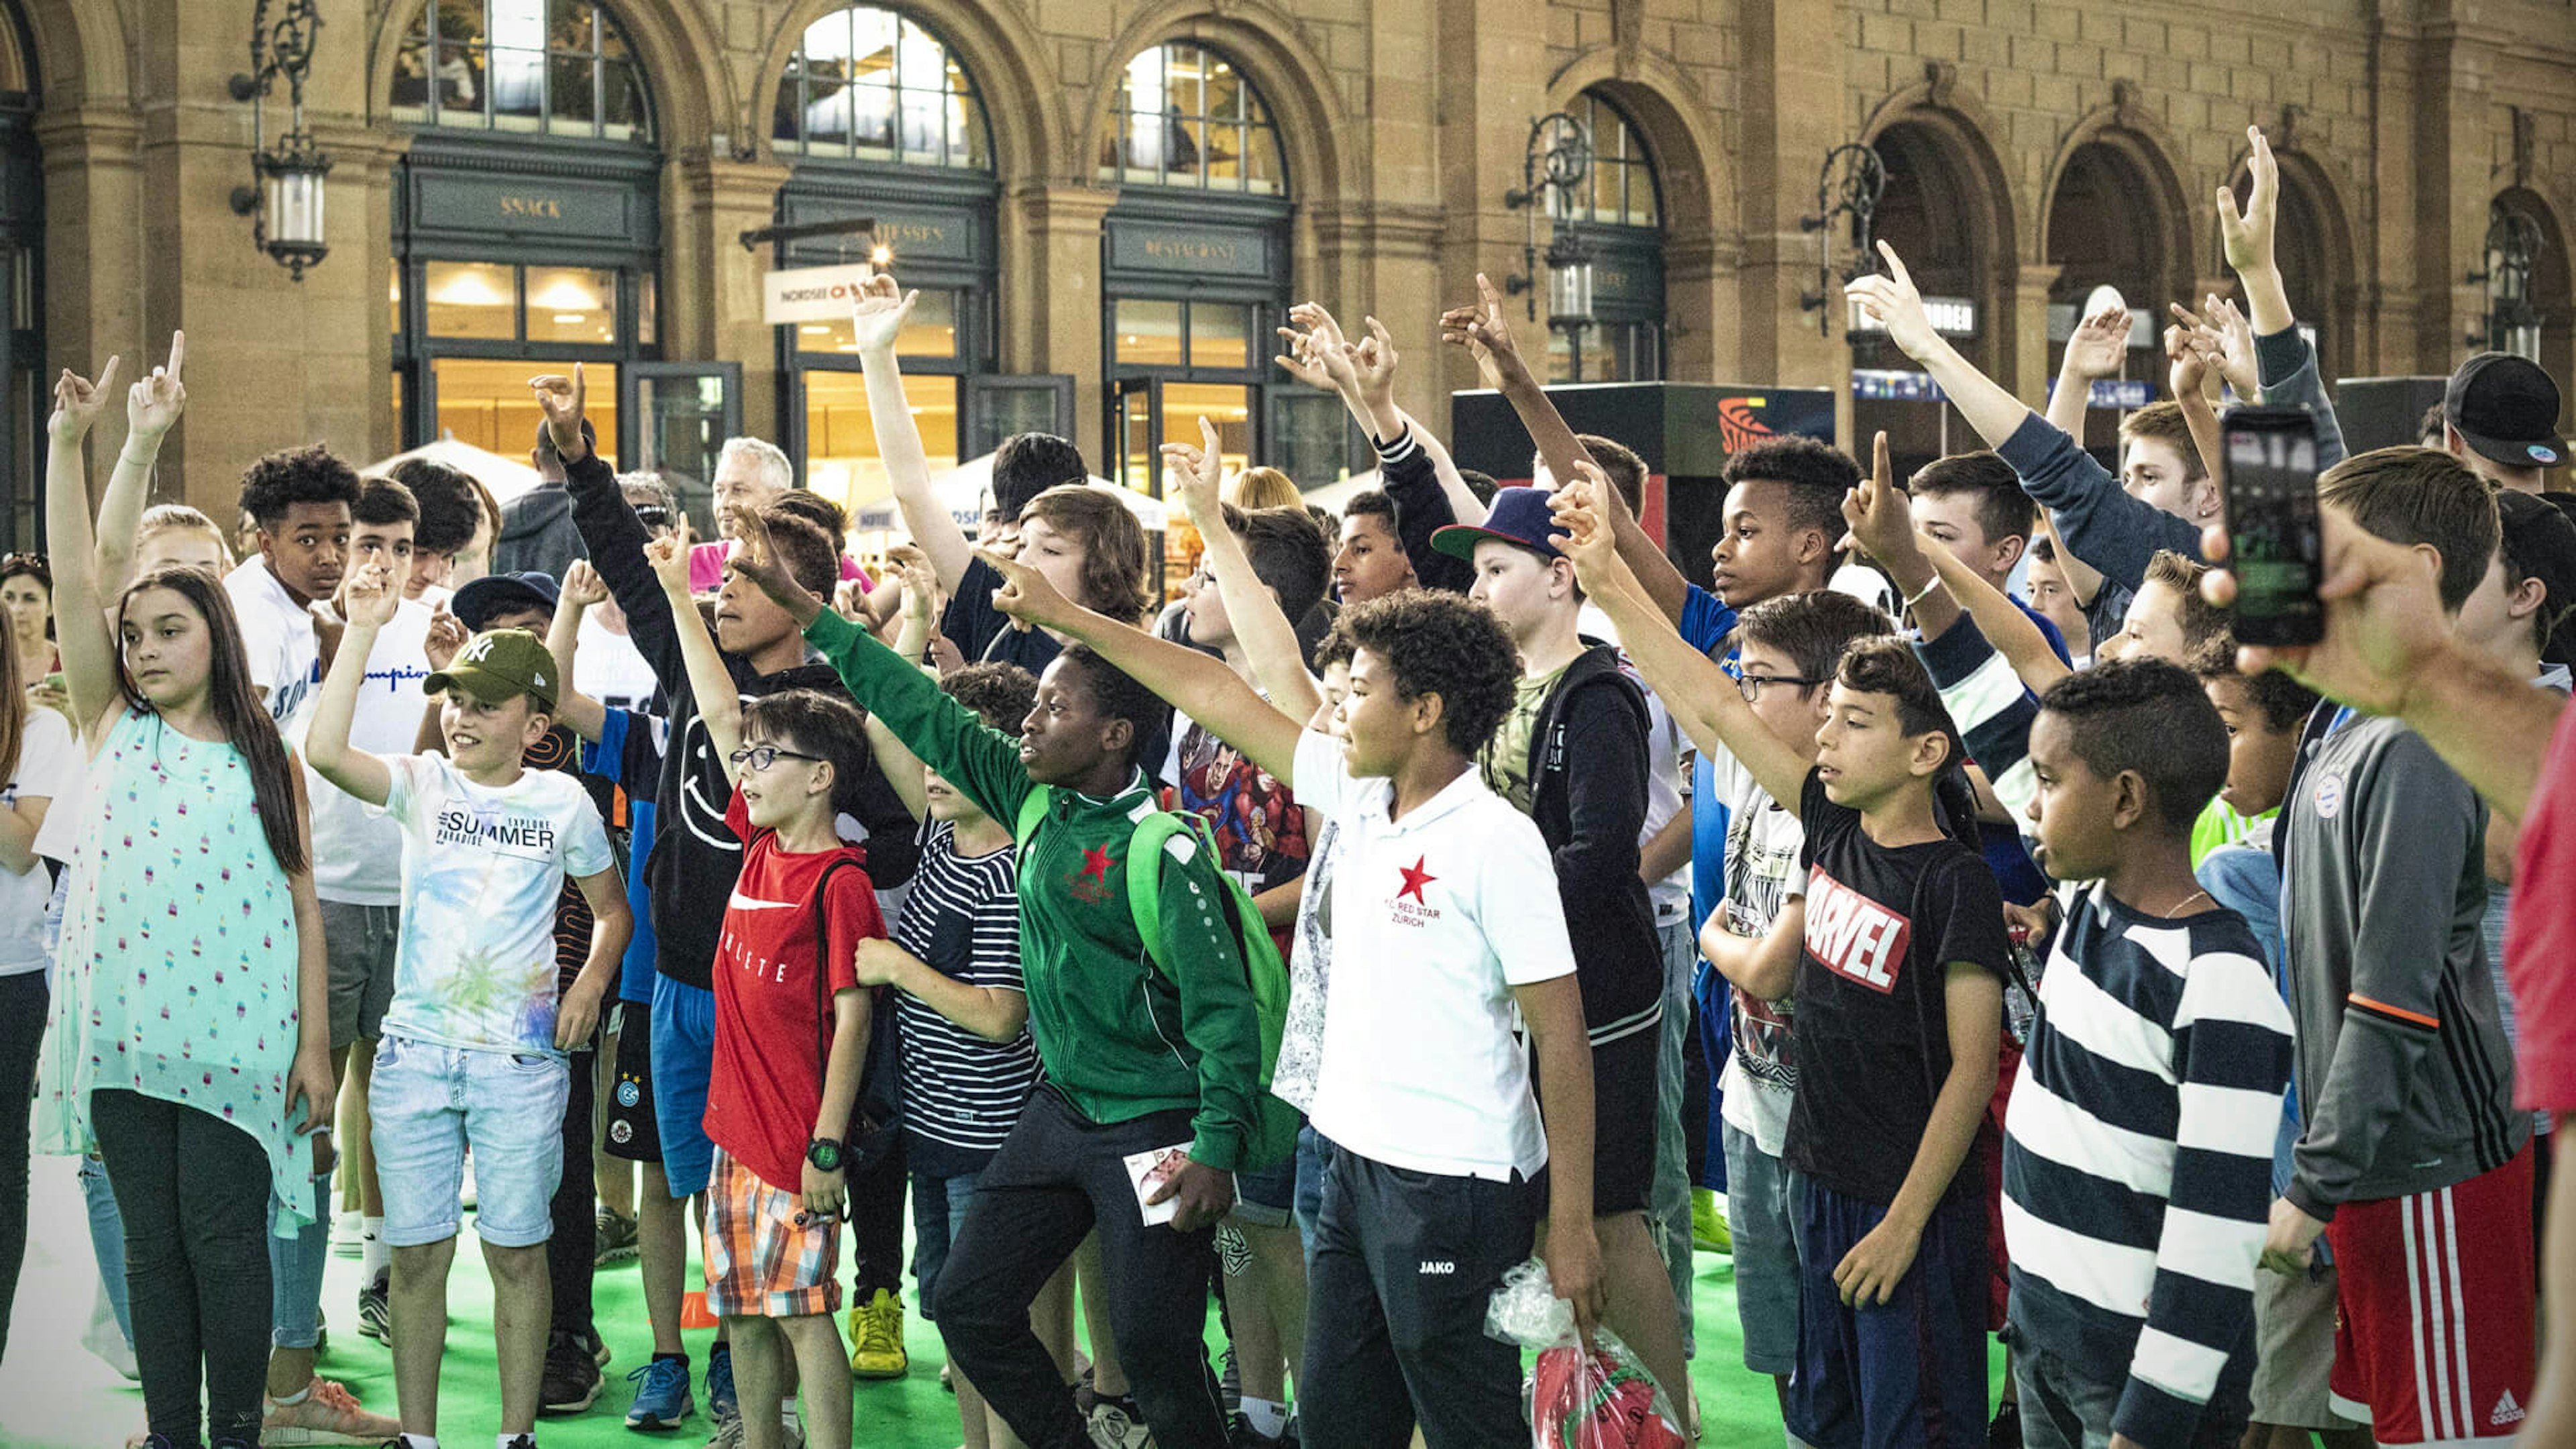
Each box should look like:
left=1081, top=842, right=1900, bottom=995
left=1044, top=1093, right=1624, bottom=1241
left=1722, top=435, right=1859, bottom=545
left=1336, top=588, right=1521, bottom=757
left=1052, top=644, right=1171, bottom=772
left=238, top=445, right=362, bottom=529
left=2037, top=657, right=2231, bottom=832
left=771, top=488, right=847, bottom=543
left=942, top=661, right=1040, bottom=735
left=1022, top=484, right=1150, bottom=626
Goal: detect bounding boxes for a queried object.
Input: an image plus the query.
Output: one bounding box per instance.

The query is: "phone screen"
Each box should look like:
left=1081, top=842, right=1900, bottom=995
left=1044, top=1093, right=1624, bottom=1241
left=2220, top=409, right=2324, bottom=646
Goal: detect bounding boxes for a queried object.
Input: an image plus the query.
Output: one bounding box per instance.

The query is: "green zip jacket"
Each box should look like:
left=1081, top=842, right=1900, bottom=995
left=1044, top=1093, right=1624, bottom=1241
left=804, top=609, right=1261, bottom=1171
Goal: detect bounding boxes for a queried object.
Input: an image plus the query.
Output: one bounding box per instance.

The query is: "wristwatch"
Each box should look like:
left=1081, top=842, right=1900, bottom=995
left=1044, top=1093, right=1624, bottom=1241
left=806, top=1137, right=845, bottom=1173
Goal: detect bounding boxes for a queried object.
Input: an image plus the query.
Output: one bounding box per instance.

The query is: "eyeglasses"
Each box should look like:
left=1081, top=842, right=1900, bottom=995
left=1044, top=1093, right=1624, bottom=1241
left=631, top=506, right=674, bottom=529
left=1737, top=673, right=1822, bottom=704
left=729, top=745, right=824, bottom=772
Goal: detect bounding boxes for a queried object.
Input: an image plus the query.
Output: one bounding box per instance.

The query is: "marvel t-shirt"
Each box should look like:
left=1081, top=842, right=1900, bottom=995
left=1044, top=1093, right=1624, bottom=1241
left=1784, top=767, right=2010, bottom=1204
left=704, top=788, right=888, bottom=1193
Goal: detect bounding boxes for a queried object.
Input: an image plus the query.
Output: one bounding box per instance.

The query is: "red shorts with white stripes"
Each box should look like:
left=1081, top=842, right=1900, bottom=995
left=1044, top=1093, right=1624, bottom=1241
left=2325, top=1146, right=2535, bottom=1444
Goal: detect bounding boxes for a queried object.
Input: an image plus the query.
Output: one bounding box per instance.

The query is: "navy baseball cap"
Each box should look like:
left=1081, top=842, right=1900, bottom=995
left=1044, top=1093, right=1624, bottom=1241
left=1430, top=487, right=1564, bottom=563
left=451, top=570, right=561, bottom=631
left=2446, top=352, right=2567, bottom=470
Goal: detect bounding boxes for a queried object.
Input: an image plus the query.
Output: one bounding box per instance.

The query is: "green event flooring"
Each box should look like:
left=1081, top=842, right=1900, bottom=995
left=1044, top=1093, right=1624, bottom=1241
left=0, top=1156, right=2006, bottom=1448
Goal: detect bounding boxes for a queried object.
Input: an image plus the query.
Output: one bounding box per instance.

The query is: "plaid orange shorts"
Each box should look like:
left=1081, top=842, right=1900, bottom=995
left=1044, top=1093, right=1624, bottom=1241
left=703, top=1145, right=842, bottom=1320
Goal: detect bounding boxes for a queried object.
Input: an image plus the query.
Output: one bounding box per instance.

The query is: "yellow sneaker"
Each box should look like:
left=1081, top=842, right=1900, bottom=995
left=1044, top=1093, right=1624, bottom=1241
left=847, top=1287, right=908, bottom=1379
left=1690, top=1187, right=1731, bottom=1255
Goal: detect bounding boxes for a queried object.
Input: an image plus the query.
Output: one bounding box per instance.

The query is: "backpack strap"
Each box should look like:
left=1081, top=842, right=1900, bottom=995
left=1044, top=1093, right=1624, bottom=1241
left=810, top=856, right=867, bottom=1082
left=1012, top=786, right=1053, bottom=861
left=1124, top=812, right=1191, bottom=981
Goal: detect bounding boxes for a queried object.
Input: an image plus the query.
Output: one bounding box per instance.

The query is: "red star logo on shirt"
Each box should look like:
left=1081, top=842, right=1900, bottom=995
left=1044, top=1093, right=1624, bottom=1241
left=1397, top=857, right=1436, bottom=903
left=1081, top=847, right=1113, bottom=881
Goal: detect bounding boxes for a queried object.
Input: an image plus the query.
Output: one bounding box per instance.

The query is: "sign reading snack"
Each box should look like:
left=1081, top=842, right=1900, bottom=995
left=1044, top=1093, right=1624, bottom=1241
left=763, top=263, right=879, bottom=326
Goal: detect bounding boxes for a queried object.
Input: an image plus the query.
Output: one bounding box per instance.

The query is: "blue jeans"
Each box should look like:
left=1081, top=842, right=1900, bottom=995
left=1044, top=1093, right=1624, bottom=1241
left=1649, top=915, right=1697, bottom=1358
left=81, top=1155, right=134, bottom=1349
left=268, top=1159, right=333, bottom=1350
left=909, top=1166, right=984, bottom=1324
left=1291, top=1123, right=1332, bottom=1260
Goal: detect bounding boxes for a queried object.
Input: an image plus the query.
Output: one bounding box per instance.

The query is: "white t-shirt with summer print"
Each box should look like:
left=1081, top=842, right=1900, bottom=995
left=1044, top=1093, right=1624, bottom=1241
left=372, top=752, right=614, bottom=1057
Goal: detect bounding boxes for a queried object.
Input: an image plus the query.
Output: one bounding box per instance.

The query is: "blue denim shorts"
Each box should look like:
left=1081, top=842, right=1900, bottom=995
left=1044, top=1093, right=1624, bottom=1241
left=370, top=1034, right=570, bottom=1249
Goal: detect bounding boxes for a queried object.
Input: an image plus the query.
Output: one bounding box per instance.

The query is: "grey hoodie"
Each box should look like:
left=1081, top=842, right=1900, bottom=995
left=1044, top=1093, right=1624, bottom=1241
left=2278, top=712, right=2528, bottom=1218
left=494, top=481, right=586, bottom=580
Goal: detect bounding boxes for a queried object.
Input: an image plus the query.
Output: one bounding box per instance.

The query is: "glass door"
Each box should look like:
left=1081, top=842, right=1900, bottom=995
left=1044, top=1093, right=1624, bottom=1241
left=1111, top=377, right=1169, bottom=596
left=622, top=362, right=743, bottom=539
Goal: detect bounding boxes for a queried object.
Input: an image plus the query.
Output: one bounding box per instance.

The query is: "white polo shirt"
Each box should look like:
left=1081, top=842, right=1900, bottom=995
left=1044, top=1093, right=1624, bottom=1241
left=223, top=559, right=320, bottom=724
left=1293, top=728, right=1576, bottom=1182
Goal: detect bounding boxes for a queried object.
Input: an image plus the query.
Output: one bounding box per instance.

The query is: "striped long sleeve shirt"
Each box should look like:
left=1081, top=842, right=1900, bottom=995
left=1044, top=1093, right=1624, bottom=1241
left=1917, top=616, right=2294, bottom=1449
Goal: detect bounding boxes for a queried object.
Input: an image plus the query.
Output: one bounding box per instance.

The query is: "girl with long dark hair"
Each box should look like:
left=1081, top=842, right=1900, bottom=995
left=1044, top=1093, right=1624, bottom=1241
left=32, top=339, right=334, bottom=1449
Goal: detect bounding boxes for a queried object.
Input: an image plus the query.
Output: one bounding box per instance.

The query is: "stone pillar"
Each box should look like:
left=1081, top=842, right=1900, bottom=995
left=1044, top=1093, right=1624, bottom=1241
left=1666, top=233, right=1746, bottom=386
left=2013, top=262, right=2064, bottom=410
left=1733, top=0, right=1847, bottom=397
left=1307, top=199, right=1446, bottom=429
left=1431, top=0, right=1553, bottom=404
left=670, top=151, right=792, bottom=446
left=1000, top=181, right=1117, bottom=465
left=34, top=105, right=144, bottom=498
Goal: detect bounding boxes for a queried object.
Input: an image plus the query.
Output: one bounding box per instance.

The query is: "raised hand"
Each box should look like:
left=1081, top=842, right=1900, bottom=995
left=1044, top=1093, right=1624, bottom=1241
left=2217, top=125, right=2278, bottom=278
left=125, top=332, right=187, bottom=440
left=1440, top=273, right=1525, bottom=380
left=1160, top=415, right=1228, bottom=526
left=720, top=502, right=793, bottom=597
left=1546, top=473, right=1619, bottom=591
left=559, top=559, right=610, bottom=609
left=529, top=366, right=590, bottom=464
left=1351, top=316, right=1401, bottom=412
left=424, top=608, right=469, bottom=672
left=1839, top=431, right=1923, bottom=567
left=2164, top=320, right=2212, bottom=404
left=1843, top=243, right=1941, bottom=362
left=47, top=357, right=121, bottom=446
left=849, top=272, right=918, bottom=356
left=885, top=543, right=938, bottom=606
left=343, top=561, right=402, bottom=630
left=2061, top=305, right=2131, bottom=382
left=644, top=533, right=690, bottom=596
left=973, top=544, right=1077, bottom=635
left=2204, top=295, right=2260, bottom=399
left=1287, top=303, right=1362, bottom=396
left=1271, top=322, right=1336, bottom=392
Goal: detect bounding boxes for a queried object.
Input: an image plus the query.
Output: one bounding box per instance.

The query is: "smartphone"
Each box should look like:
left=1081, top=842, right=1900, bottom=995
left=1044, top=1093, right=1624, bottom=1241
left=2218, top=407, right=2326, bottom=647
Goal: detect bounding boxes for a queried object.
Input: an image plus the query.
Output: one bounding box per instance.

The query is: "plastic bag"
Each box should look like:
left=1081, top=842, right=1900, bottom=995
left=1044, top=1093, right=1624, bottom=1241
left=1485, top=1258, right=1688, bottom=1449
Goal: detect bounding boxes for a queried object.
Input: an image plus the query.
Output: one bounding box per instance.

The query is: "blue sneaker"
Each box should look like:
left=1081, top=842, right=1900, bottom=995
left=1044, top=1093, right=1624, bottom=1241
left=623, top=1355, right=694, bottom=1431
left=705, top=1342, right=737, bottom=1424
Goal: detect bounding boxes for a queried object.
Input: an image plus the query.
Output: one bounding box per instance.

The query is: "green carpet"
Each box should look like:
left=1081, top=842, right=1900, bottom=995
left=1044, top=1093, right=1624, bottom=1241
left=0, top=1157, right=2004, bottom=1446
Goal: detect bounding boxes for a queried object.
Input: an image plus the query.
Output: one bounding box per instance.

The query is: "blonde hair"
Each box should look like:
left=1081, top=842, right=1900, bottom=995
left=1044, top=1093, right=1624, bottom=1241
left=1224, top=466, right=1302, bottom=511
left=136, top=505, right=238, bottom=574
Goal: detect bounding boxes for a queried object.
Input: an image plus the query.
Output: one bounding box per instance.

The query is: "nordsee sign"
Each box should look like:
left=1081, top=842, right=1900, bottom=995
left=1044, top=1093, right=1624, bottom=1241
left=763, top=264, right=877, bottom=326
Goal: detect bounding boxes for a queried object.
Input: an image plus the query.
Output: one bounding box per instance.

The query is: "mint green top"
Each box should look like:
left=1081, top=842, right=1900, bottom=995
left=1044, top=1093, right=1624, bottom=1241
left=2190, top=796, right=2275, bottom=870
left=36, top=708, right=311, bottom=1234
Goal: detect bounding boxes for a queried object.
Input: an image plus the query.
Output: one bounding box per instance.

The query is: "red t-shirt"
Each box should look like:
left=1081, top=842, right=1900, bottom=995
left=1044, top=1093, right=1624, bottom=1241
left=2509, top=704, right=2576, bottom=1112
left=704, top=789, right=886, bottom=1191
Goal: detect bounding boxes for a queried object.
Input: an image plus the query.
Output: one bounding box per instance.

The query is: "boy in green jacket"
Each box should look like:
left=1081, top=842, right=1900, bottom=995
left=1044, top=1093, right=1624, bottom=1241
left=724, top=508, right=1263, bottom=1449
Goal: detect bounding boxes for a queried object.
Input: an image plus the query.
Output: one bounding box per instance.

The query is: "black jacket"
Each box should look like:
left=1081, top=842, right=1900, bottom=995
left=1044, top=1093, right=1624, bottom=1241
left=563, top=451, right=918, bottom=990
left=1375, top=427, right=1474, bottom=594
left=1528, top=642, right=1664, bottom=1043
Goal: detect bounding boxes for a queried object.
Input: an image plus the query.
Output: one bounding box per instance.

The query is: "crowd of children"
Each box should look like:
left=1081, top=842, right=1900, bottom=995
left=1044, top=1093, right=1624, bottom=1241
left=11, top=117, right=2576, bottom=1449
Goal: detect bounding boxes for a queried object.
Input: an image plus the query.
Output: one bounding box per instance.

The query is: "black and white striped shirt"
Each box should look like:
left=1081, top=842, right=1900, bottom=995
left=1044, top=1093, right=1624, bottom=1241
left=890, top=819, right=1041, bottom=1161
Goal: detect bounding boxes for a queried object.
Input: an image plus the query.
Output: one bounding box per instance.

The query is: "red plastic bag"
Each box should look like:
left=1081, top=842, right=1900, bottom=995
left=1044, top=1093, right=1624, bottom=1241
left=1487, top=1258, right=1687, bottom=1449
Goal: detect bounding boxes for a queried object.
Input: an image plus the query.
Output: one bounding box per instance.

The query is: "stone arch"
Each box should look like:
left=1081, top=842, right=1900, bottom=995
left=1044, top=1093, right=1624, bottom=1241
left=366, top=0, right=727, bottom=158
left=750, top=0, right=1063, bottom=186
left=18, top=0, right=127, bottom=106
left=1544, top=48, right=1731, bottom=380
left=1080, top=1, right=1356, bottom=206
left=2038, top=97, right=2197, bottom=315
left=1862, top=76, right=2017, bottom=376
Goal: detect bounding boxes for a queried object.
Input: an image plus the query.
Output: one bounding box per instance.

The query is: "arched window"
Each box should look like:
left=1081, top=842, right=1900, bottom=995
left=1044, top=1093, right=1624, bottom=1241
left=390, top=0, right=653, bottom=143
left=1097, top=42, right=1284, bottom=195
left=773, top=6, right=987, bottom=168
left=1546, top=90, right=1664, bottom=383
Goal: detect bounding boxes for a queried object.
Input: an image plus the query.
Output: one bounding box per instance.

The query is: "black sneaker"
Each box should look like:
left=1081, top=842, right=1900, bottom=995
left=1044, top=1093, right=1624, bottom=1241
left=357, top=1271, right=390, bottom=1344
left=588, top=1325, right=609, bottom=1368
left=540, top=1330, right=602, bottom=1415
left=1987, top=1400, right=2021, bottom=1449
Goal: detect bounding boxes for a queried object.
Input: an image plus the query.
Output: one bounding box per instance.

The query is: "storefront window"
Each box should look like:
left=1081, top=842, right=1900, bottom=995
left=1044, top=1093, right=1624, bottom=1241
left=775, top=7, right=987, bottom=169
left=392, top=0, right=653, bottom=142
left=424, top=260, right=517, bottom=339
left=431, top=357, right=621, bottom=468
left=524, top=266, right=619, bottom=344
left=795, top=288, right=958, bottom=356
left=802, top=370, right=959, bottom=524
left=1097, top=43, right=1284, bottom=195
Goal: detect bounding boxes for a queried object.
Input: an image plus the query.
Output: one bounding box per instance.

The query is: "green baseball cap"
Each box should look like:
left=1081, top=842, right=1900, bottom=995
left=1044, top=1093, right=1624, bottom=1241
left=425, top=627, right=559, bottom=712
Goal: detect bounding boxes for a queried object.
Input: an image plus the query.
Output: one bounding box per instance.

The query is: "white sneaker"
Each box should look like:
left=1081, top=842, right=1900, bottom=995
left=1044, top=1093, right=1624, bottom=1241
left=82, top=1287, right=137, bottom=1380
left=331, top=1209, right=364, bottom=1258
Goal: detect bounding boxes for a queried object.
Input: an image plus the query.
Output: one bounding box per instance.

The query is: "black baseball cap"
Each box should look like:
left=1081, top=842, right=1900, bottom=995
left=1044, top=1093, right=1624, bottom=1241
left=451, top=570, right=562, bottom=631
left=2445, top=352, right=2567, bottom=470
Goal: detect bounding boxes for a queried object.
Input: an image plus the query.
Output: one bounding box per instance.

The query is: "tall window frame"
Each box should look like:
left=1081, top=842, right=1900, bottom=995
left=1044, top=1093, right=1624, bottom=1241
left=1097, top=41, right=1285, bottom=195
left=390, top=0, right=654, bottom=143
left=772, top=5, right=988, bottom=168
left=1546, top=89, right=1665, bottom=384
